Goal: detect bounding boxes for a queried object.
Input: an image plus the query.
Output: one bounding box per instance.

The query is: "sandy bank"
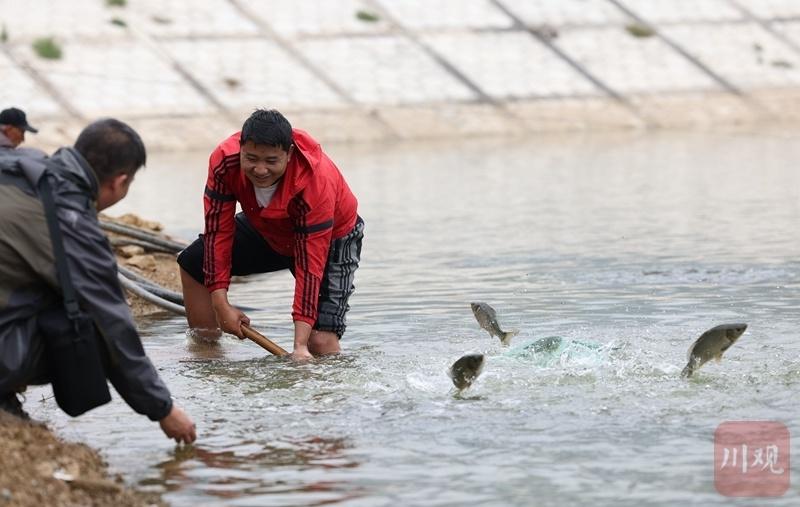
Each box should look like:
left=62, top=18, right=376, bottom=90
left=0, top=413, right=165, bottom=507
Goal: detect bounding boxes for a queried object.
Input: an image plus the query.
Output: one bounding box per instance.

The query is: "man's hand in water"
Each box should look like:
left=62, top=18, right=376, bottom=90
left=210, top=289, right=249, bottom=338
left=291, top=321, right=314, bottom=361
left=290, top=346, right=314, bottom=362
left=159, top=405, right=196, bottom=444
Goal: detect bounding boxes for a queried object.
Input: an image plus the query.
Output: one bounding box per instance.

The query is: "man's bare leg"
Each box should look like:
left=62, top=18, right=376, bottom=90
left=180, top=267, right=221, bottom=340
left=308, top=330, right=341, bottom=356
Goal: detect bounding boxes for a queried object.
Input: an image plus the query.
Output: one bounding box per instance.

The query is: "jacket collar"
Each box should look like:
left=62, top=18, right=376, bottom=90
left=50, top=147, right=100, bottom=200
left=289, top=129, right=322, bottom=190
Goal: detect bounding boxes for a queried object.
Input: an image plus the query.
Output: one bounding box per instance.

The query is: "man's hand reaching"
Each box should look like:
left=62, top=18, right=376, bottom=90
left=159, top=405, right=196, bottom=444
left=210, top=289, right=249, bottom=338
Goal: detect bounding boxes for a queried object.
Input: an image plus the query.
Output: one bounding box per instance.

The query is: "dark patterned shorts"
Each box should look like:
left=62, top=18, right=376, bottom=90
left=177, top=213, right=364, bottom=337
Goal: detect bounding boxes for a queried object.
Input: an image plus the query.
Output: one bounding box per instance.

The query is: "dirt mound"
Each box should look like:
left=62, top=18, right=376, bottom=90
left=0, top=412, right=165, bottom=507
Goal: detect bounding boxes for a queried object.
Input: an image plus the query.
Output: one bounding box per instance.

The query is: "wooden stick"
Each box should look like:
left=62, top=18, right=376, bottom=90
left=241, top=324, right=289, bottom=357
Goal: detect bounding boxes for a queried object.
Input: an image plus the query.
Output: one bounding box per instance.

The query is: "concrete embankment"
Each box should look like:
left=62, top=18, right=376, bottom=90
left=4, top=0, right=800, bottom=152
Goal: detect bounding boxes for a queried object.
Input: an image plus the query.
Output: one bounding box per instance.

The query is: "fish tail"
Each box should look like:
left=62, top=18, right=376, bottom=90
left=680, top=363, right=694, bottom=378
left=500, top=329, right=519, bottom=346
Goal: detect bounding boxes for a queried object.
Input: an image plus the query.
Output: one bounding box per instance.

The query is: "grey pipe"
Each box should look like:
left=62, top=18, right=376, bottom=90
left=100, top=220, right=187, bottom=253
left=117, top=266, right=260, bottom=313
left=118, top=266, right=185, bottom=304
left=117, top=274, right=186, bottom=315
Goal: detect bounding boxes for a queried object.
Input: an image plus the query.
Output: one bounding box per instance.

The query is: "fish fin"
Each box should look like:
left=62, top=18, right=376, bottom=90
left=681, top=356, right=700, bottom=378
left=500, top=329, right=519, bottom=346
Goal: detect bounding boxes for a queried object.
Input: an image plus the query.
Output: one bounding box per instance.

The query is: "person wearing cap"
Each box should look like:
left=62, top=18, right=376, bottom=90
left=0, top=107, right=38, bottom=150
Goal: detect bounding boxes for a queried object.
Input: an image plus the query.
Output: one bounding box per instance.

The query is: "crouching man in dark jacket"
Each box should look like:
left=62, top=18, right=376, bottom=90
left=0, top=118, right=196, bottom=444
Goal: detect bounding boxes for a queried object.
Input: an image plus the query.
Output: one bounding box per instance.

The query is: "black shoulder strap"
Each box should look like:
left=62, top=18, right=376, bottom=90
left=38, top=173, right=81, bottom=320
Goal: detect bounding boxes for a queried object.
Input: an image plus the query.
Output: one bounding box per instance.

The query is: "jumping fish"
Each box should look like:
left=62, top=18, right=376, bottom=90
left=681, top=323, right=747, bottom=378
left=470, top=302, right=519, bottom=345
left=448, top=353, right=485, bottom=390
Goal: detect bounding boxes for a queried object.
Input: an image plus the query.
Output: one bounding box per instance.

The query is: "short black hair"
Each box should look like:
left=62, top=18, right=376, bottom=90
left=240, top=109, right=293, bottom=152
left=74, top=118, right=146, bottom=183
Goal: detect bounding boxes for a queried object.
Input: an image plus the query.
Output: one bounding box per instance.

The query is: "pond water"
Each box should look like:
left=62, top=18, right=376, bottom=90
left=29, top=130, right=800, bottom=506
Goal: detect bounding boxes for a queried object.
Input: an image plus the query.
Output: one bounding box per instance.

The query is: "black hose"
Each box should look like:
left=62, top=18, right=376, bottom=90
left=117, top=266, right=185, bottom=305
left=117, top=274, right=186, bottom=315
left=100, top=220, right=187, bottom=253
left=117, top=266, right=260, bottom=313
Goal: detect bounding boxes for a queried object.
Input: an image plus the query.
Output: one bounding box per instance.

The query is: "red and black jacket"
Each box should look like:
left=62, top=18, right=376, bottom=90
left=203, top=129, right=358, bottom=326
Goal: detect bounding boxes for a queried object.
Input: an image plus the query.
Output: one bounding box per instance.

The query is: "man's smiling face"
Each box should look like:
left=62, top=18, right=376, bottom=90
left=240, top=140, right=293, bottom=188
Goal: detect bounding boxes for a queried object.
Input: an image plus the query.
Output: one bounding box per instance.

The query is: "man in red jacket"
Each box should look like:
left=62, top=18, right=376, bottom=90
left=177, top=109, right=363, bottom=361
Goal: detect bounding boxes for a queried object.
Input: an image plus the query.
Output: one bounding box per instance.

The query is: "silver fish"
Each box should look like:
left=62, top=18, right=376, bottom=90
left=681, top=323, right=747, bottom=378
left=448, top=353, right=485, bottom=390
left=470, top=302, right=519, bottom=345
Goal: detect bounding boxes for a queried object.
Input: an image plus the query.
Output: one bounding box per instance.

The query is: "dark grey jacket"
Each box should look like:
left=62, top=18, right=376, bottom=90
left=0, top=147, right=172, bottom=420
